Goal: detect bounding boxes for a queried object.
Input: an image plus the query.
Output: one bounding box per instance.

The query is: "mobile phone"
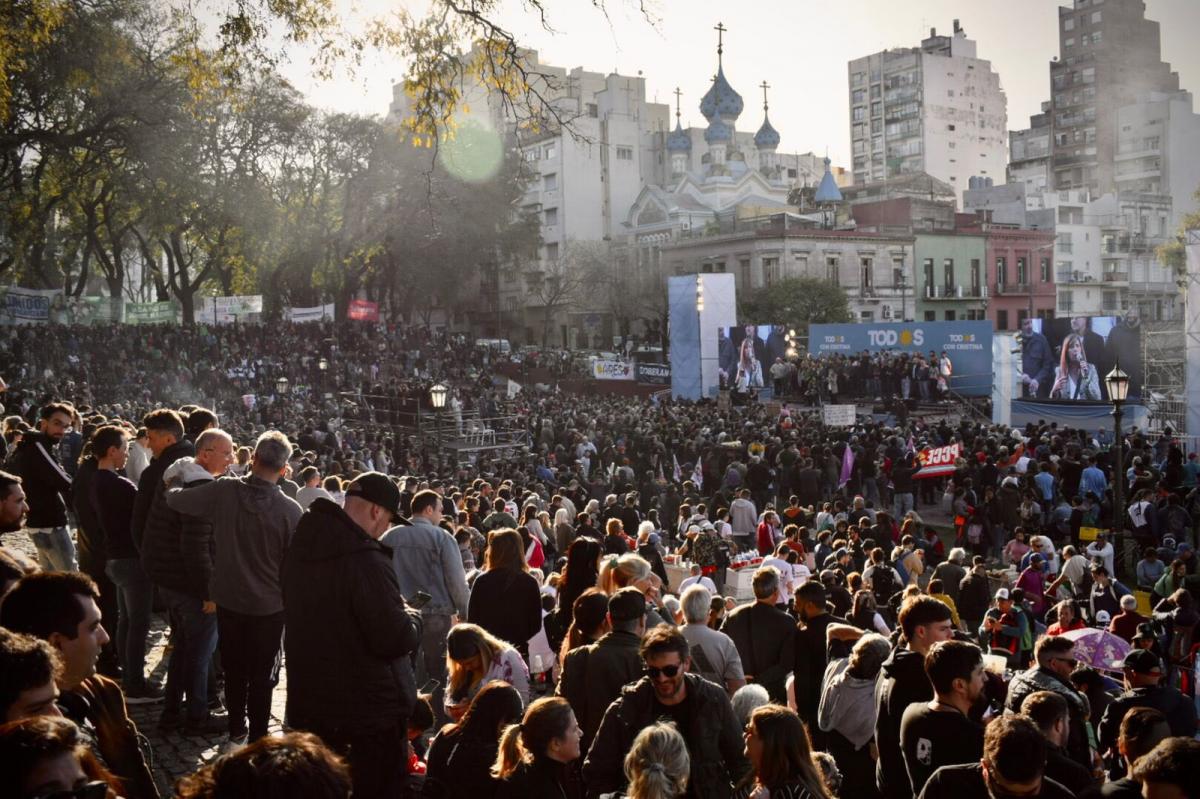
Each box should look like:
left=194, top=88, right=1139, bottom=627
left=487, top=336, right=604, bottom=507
left=409, top=590, right=432, bottom=610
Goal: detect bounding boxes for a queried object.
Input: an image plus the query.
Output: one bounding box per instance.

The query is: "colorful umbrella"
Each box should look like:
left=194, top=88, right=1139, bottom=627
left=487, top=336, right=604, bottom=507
left=1061, top=627, right=1131, bottom=672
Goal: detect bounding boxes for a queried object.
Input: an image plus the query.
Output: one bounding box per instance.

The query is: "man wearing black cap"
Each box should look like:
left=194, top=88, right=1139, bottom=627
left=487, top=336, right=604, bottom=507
left=1097, top=649, right=1197, bottom=773
left=283, top=472, right=421, bottom=799
left=558, top=587, right=646, bottom=752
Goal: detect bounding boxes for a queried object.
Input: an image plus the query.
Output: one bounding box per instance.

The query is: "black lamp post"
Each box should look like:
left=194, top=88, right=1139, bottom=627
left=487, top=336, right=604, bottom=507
left=275, top=376, right=290, bottom=396
left=317, top=357, right=329, bottom=399
left=1105, top=361, right=1130, bottom=574
left=430, top=382, right=448, bottom=453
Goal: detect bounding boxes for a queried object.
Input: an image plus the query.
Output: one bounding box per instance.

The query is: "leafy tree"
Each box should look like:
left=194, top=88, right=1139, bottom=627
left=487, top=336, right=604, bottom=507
left=1156, top=184, right=1200, bottom=281
left=738, top=277, right=852, bottom=339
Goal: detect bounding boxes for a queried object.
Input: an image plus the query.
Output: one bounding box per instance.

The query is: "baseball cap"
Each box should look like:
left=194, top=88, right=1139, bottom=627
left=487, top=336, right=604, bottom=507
left=995, top=588, right=1010, bottom=601
left=345, top=472, right=404, bottom=523
left=608, top=588, right=647, bottom=622
left=1121, top=649, right=1163, bottom=675
left=1095, top=610, right=1112, bottom=624
left=1132, top=623, right=1156, bottom=642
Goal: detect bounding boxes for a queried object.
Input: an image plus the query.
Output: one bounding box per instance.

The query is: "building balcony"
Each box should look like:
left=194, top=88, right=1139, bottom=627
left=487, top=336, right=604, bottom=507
left=994, top=282, right=1032, bottom=296
left=1057, top=271, right=1098, bottom=285
left=1053, top=152, right=1095, bottom=167
left=1103, top=271, right=1130, bottom=284
left=925, top=285, right=988, bottom=300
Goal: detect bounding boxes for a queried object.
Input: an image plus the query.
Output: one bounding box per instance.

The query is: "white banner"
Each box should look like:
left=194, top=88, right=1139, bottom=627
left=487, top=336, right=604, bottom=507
left=0, top=287, right=62, bottom=325
left=196, top=295, right=264, bottom=324
left=591, top=358, right=634, bottom=381
left=288, top=303, right=335, bottom=322
left=822, top=404, right=857, bottom=427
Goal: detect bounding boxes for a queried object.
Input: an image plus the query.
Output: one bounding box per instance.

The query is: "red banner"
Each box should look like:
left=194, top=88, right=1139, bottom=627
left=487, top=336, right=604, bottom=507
left=914, top=442, right=961, bottom=479
left=347, top=299, right=379, bottom=322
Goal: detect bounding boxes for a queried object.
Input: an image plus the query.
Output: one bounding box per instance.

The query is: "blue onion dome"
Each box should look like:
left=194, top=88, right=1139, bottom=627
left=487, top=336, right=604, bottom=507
left=814, top=157, right=844, bottom=203
left=699, top=66, right=744, bottom=121
left=667, top=121, right=692, bottom=152
left=704, top=118, right=733, bottom=144
left=754, top=114, right=780, bottom=149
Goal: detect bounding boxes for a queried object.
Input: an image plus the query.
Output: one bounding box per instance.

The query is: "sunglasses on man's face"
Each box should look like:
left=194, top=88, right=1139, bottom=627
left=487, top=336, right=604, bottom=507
left=646, top=664, right=682, bottom=679
left=34, top=781, right=110, bottom=799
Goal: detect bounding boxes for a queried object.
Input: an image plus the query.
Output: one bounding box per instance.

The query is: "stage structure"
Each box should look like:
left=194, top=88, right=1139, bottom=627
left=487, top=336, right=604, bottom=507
left=1187, top=231, right=1200, bottom=437
left=668, top=274, right=736, bottom=400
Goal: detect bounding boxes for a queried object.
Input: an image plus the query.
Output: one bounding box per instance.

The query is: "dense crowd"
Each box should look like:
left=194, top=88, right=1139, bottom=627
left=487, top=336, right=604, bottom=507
left=0, top=322, right=1198, bottom=799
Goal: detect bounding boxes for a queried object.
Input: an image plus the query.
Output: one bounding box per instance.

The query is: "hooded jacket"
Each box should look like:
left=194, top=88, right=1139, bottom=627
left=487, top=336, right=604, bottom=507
left=11, top=430, right=72, bottom=527
left=583, top=673, right=750, bottom=799
left=874, top=646, right=932, bottom=799
left=283, top=498, right=420, bottom=729
left=140, top=457, right=217, bottom=598
left=165, top=473, right=301, bottom=615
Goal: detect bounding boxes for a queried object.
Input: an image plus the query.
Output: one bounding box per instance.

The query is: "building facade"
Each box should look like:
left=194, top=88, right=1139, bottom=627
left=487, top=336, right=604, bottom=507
left=913, top=232, right=988, bottom=323
left=847, top=20, right=1008, bottom=206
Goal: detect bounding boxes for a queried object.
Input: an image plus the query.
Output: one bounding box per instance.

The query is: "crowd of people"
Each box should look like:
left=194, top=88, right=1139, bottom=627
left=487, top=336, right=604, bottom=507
left=0, top=320, right=1198, bottom=799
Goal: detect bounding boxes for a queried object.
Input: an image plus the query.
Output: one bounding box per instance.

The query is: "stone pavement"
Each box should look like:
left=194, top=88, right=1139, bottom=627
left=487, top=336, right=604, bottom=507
left=2, top=529, right=287, bottom=794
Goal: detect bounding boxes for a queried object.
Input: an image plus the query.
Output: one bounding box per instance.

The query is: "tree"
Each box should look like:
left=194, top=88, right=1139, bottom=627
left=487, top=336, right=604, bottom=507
left=738, top=277, right=852, bottom=339
left=1156, top=184, right=1200, bottom=280
left=527, top=240, right=607, bottom=347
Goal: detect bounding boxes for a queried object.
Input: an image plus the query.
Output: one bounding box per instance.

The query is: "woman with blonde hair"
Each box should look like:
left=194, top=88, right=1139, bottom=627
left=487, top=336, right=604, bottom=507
left=1051, top=331, right=1102, bottom=400
left=445, top=623, right=530, bottom=721
left=553, top=507, right=575, bottom=555
left=612, top=722, right=691, bottom=799
left=492, top=696, right=582, bottom=798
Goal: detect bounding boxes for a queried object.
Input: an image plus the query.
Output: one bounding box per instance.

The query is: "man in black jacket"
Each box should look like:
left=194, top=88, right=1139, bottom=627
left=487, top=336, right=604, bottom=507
left=558, top=587, right=646, bottom=752
left=875, top=595, right=955, bottom=799
left=1097, top=649, right=1197, bottom=773
left=130, top=409, right=192, bottom=551
left=11, top=401, right=76, bottom=571
left=284, top=472, right=420, bottom=799
left=140, top=428, right=231, bottom=735
left=792, top=579, right=846, bottom=742
left=583, top=625, right=749, bottom=799
left=721, top=565, right=795, bottom=704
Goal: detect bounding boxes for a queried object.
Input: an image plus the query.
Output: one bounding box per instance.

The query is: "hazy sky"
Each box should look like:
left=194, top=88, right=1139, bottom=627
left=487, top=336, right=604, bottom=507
left=280, top=0, right=1200, bottom=167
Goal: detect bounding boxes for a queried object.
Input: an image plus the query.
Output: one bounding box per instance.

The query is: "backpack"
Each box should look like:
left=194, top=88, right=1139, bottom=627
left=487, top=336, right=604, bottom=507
left=871, top=565, right=898, bottom=606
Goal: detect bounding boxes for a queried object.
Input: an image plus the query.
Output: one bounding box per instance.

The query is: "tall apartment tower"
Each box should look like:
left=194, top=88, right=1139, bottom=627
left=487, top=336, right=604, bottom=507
left=1044, top=0, right=1180, bottom=193
left=847, top=20, right=1008, bottom=207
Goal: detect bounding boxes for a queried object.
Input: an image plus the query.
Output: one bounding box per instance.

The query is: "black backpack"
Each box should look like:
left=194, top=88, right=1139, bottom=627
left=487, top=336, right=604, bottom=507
left=871, top=565, right=897, bottom=606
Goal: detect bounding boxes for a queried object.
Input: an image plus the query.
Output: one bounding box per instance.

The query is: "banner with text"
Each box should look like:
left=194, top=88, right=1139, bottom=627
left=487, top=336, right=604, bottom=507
left=914, top=442, right=962, bottom=479
left=195, top=295, right=264, bottom=325
left=0, top=287, right=61, bottom=325
left=66, top=297, right=122, bottom=325
left=635, top=362, right=671, bottom=385
left=592, top=359, right=634, bottom=381
left=808, top=321, right=993, bottom=396
left=288, top=303, right=335, bottom=322
left=822, top=404, right=857, bottom=427
left=347, top=299, right=379, bottom=322
left=125, top=301, right=178, bottom=325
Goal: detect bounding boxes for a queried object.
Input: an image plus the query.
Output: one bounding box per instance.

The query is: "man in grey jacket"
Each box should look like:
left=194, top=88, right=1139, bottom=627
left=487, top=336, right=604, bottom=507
left=382, top=488, right=468, bottom=722
left=165, top=430, right=302, bottom=743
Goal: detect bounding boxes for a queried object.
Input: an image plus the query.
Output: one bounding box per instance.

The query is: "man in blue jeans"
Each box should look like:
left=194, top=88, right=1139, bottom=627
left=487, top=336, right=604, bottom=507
left=140, top=425, right=233, bottom=735
left=11, top=402, right=77, bottom=572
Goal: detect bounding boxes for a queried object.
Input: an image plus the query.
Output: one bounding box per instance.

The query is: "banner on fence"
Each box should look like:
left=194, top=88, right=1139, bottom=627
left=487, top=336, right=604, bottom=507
left=66, top=297, right=122, bottom=325
left=0, top=287, right=61, bottom=325
left=347, top=299, right=379, bottom=322
left=914, top=442, right=962, bottom=479
left=288, top=303, right=335, bottom=322
left=125, top=301, right=177, bottom=325
left=635, top=362, right=671, bottom=385
left=592, top=359, right=634, bottom=381
left=822, top=404, right=857, bottom=427
left=195, top=295, right=264, bottom=325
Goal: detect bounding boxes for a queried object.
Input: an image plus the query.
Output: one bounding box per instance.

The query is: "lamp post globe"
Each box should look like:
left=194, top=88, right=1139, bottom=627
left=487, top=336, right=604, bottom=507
left=1105, top=361, right=1130, bottom=574
left=317, top=357, right=328, bottom=372
left=276, top=376, right=290, bottom=395
left=430, top=383, right=448, bottom=410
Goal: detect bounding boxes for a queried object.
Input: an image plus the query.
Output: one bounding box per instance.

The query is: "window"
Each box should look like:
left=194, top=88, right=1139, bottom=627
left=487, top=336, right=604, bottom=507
left=1017, top=309, right=1029, bottom=327
left=523, top=149, right=539, bottom=163
left=616, top=146, right=633, bottom=161
left=1091, top=10, right=1102, bottom=23
left=948, top=90, right=955, bottom=98
left=943, top=258, right=955, bottom=288
left=851, top=71, right=866, bottom=86
left=923, top=258, right=935, bottom=291
left=544, top=207, right=558, bottom=225
left=852, top=89, right=866, bottom=104
left=1064, top=37, right=1075, bottom=48
left=1082, top=67, right=1095, bottom=84
left=997, top=309, right=1009, bottom=330
left=739, top=259, right=752, bottom=289
left=852, top=107, right=866, bottom=122
left=826, top=256, right=840, bottom=286
left=893, top=257, right=905, bottom=287
left=947, top=123, right=956, bottom=131
left=586, top=103, right=598, bottom=117
left=764, top=257, right=780, bottom=286
left=871, top=101, right=882, bottom=117
left=1091, top=31, right=1102, bottom=44
left=795, top=254, right=809, bottom=275
left=971, top=259, right=981, bottom=290
left=543, top=173, right=557, bottom=191
left=924, top=311, right=937, bottom=321
left=996, top=257, right=1007, bottom=285
left=544, top=144, right=556, bottom=159
left=1040, top=257, right=1051, bottom=282
left=860, top=257, right=873, bottom=289
left=1017, top=257, right=1028, bottom=285
left=1064, top=17, right=1075, bottom=31
left=545, top=242, right=559, bottom=261
left=944, top=310, right=957, bottom=321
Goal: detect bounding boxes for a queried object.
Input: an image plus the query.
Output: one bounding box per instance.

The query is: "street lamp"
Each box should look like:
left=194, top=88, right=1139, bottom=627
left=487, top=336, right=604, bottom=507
left=430, top=382, right=449, bottom=453
left=317, top=357, right=329, bottom=401
left=1105, top=361, right=1130, bottom=575
left=317, top=357, right=328, bottom=372
left=275, top=376, right=290, bottom=395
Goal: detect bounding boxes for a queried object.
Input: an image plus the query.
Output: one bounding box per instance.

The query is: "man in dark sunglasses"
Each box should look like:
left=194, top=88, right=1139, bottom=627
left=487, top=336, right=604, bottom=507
left=583, top=624, right=750, bottom=798
left=1003, top=635, right=1092, bottom=774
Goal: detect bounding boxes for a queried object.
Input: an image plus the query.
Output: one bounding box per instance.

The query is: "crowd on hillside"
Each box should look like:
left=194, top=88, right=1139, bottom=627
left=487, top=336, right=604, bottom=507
left=0, top=323, right=1198, bottom=799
